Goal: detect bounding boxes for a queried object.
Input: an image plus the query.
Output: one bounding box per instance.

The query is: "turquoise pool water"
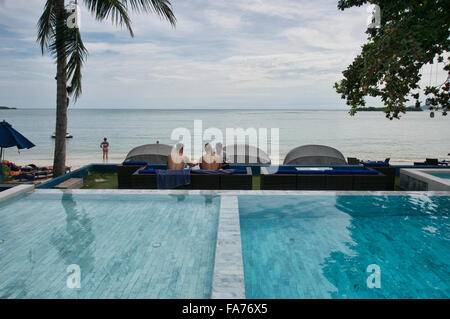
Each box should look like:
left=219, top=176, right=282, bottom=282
left=430, top=173, right=450, bottom=180
left=0, top=193, right=220, bottom=298
left=239, top=195, right=450, bottom=299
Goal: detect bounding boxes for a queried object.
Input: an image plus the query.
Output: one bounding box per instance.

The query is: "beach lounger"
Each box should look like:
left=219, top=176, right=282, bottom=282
left=12, top=173, right=35, bottom=182
left=347, top=157, right=360, bottom=165
left=130, top=167, right=157, bottom=189
left=189, top=171, right=220, bottom=190
left=362, top=162, right=396, bottom=188
left=130, top=167, right=251, bottom=190
left=426, top=158, right=439, bottom=165
left=261, top=167, right=392, bottom=191
left=352, top=173, right=392, bottom=190
left=118, top=161, right=148, bottom=189
left=414, top=158, right=439, bottom=166
left=220, top=168, right=252, bottom=190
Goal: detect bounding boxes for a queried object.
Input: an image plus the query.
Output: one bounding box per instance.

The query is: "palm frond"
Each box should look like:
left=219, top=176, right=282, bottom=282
left=83, top=0, right=134, bottom=36
left=43, top=5, right=87, bottom=101
left=37, top=0, right=56, bottom=54
left=123, top=0, right=176, bottom=26
left=38, top=0, right=177, bottom=104
left=66, top=29, right=88, bottom=100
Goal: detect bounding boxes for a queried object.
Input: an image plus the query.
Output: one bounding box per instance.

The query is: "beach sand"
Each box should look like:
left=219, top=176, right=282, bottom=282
left=8, top=157, right=425, bottom=170
left=9, top=156, right=125, bottom=171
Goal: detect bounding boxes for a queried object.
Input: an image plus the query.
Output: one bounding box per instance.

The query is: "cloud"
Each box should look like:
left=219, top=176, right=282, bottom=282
left=204, top=9, right=246, bottom=30
left=0, top=0, right=378, bottom=109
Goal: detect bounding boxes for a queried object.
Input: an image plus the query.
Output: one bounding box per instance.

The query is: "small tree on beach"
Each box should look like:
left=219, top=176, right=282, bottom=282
left=334, top=0, right=449, bottom=119
left=37, top=0, right=176, bottom=176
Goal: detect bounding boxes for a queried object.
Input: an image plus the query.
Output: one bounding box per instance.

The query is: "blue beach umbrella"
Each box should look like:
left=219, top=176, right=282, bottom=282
left=0, top=120, right=35, bottom=160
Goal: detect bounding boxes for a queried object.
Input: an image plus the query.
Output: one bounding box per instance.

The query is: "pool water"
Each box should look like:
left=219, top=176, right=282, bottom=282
left=0, top=193, right=220, bottom=298
left=430, top=173, right=450, bottom=180
left=239, top=195, right=450, bottom=299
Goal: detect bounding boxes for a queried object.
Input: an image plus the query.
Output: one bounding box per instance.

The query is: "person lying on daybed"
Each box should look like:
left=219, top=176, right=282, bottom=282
left=167, top=143, right=197, bottom=170
left=198, top=143, right=222, bottom=170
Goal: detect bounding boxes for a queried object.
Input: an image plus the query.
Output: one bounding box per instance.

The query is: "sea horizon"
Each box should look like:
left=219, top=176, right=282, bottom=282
left=4, top=106, right=353, bottom=111
left=1, top=108, right=448, bottom=168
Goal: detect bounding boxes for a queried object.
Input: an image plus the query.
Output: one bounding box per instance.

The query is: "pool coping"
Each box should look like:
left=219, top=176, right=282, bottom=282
left=0, top=184, right=35, bottom=203
left=33, top=189, right=450, bottom=196
left=400, top=168, right=450, bottom=191
left=212, top=196, right=245, bottom=299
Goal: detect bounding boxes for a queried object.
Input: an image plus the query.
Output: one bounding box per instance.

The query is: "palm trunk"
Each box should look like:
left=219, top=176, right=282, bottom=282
left=53, top=0, right=67, bottom=177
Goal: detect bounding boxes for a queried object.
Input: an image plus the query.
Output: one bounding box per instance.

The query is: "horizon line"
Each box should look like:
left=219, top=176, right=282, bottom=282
left=3, top=107, right=352, bottom=111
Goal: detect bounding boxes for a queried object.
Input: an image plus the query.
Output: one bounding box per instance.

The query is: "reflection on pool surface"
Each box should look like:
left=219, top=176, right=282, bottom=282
left=0, top=193, right=220, bottom=298
left=239, top=195, right=450, bottom=299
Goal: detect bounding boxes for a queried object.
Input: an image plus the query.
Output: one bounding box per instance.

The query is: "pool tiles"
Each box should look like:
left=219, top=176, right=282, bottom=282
left=0, top=193, right=220, bottom=298
left=238, top=195, right=450, bottom=299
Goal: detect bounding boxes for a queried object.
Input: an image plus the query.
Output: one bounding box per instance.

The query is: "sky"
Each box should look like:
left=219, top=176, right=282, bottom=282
left=0, top=0, right=437, bottom=109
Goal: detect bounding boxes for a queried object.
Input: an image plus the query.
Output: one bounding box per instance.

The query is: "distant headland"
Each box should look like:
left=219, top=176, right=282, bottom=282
left=0, top=106, right=17, bottom=110
left=356, top=106, right=422, bottom=112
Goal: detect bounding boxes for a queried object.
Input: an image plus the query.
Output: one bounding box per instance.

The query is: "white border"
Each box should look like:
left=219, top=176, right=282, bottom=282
left=33, top=189, right=450, bottom=196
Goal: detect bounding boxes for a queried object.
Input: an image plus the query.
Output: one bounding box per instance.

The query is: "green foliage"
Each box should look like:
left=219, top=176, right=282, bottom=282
left=82, top=172, right=118, bottom=189
left=1, top=165, right=12, bottom=182
left=37, top=0, right=176, bottom=101
left=334, top=0, right=450, bottom=119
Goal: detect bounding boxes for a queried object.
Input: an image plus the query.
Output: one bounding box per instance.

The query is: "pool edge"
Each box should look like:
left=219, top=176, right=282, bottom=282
left=0, top=184, right=34, bottom=203
left=212, top=196, right=246, bottom=299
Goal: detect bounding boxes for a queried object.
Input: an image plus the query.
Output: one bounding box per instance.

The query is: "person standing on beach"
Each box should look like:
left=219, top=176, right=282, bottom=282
left=100, top=138, right=109, bottom=162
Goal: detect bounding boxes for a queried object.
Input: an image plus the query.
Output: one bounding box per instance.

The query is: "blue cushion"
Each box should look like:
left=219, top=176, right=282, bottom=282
left=123, top=161, right=148, bottom=166
left=296, top=170, right=328, bottom=174
left=276, top=170, right=330, bottom=174
left=363, top=162, right=389, bottom=167
left=325, top=170, right=378, bottom=175
left=275, top=169, right=378, bottom=175
left=138, top=168, right=156, bottom=174
left=191, top=169, right=247, bottom=175
left=276, top=170, right=302, bottom=174
left=35, top=170, right=50, bottom=176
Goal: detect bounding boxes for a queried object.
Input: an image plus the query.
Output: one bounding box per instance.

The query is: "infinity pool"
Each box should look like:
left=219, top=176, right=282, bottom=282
left=0, top=192, right=220, bottom=298
left=430, top=173, right=450, bottom=180
left=239, top=194, right=450, bottom=299
left=1, top=190, right=449, bottom=299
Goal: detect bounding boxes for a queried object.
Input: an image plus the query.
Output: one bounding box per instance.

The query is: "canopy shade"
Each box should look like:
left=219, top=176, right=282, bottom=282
left=223, top=144, right=271, bottom=164
left=125, top=144, right=172, bottom=164
left=283, top=145, right=347, bottom=165
left=0, top=120, right=35, bottom=150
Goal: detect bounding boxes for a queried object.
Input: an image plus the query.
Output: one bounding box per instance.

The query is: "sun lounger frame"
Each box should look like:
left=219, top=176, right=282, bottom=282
left=260, top=167, right=393, bottom=191
left=128, top=167, right=252, bottom=190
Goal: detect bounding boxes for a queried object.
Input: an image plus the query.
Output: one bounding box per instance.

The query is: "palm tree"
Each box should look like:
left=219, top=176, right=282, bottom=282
left=37, top=0, right=176, bottom=176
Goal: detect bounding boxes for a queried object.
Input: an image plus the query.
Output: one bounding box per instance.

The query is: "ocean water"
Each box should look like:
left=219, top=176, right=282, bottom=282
left=239, top=194, right=450, bottom=299
left=0, top=108, right=448, bottom=166
left=0, top=193, right=220, bottom=298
